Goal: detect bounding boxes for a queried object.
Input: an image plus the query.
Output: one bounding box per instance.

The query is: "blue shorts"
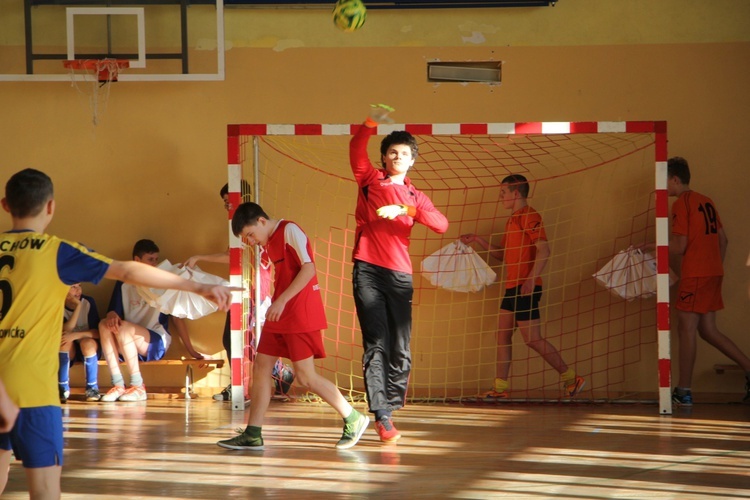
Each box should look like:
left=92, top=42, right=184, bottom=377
left=0, top=406, right=63, bottom=468
left=501, top=285, right=543, bottom=322
left=136, top=330, right=167, bottom=362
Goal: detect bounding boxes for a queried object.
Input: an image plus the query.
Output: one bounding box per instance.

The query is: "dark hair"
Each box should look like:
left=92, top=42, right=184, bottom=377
left=231, top=202, right=269, bottom=237
left=132, top=239, right=160, bottom=259
left=501, top=174, right=530, bottom=198
left=380, top=131, right=419, bottom=169
left=667, top=156, right=690, bottom=185
left=220, top=179, right=252, bottom=201
left=4, top=168, right=54, bottom=218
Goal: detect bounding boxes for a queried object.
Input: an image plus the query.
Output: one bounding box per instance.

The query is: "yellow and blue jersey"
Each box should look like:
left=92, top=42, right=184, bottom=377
left=0, top=230, right=111, bottom=408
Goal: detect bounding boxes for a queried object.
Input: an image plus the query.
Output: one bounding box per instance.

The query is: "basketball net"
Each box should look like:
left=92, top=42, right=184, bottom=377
left=64, top=59, right=129, bottom=126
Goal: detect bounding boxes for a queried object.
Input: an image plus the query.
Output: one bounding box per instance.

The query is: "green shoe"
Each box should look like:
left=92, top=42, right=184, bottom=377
left=217, top=428, right=264, bottom=451
left=336, top=411, right=370, bottom=450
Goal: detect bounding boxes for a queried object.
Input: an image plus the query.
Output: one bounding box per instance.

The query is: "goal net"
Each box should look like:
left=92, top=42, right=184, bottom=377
left=227, top=122, right=671, bottom=411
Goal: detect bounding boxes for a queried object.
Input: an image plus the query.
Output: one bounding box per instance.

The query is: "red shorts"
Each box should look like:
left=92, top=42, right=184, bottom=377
left=257, top=331, right=326, bottom=362
left=676, top=276, right=724, bottom=314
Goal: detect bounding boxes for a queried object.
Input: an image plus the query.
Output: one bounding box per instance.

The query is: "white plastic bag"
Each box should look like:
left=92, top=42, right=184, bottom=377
left=136, top=259, right=230, bottom=319
left=593, top=247, right=675, bottom=301
left=420, top=240, right=497, bottom=293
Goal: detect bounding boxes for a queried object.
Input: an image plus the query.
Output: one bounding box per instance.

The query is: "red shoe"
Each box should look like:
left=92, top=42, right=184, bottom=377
left=375, top=416, right=401, bottom=443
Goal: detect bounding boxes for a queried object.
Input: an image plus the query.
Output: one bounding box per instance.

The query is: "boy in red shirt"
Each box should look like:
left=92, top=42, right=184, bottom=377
left=217, top=202, right=369, bottom=450
left=667, top=157, right=750, bottom=405
left=461, top=174, right=585, bottom=399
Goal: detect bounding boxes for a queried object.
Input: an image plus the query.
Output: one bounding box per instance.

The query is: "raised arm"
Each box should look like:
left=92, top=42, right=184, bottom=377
left=182, top=250, right=230, bottom=269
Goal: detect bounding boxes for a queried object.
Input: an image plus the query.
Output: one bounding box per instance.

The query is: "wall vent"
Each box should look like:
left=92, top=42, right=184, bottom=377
left=428, top=61, right=502, bottom=83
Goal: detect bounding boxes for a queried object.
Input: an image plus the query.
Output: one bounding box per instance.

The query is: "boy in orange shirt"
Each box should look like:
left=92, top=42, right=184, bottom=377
left=461, top=174, right=585, bottom=399
left=667, top=157, right=750, bottom=405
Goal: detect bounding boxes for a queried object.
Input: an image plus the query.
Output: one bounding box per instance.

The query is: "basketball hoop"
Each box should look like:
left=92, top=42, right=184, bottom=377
left=63, top=59, right=129, bottom=126
left=63, top=59, right=129, bottom=84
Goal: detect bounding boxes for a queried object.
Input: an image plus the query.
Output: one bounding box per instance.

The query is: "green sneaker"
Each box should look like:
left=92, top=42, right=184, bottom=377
left=336, top=411, right=370, bottom=450
left=217, top=428, right=264, bottom=451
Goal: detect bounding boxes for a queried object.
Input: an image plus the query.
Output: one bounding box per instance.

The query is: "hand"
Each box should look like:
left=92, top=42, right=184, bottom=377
left=369, top=103, right=395, bottom=124
left=460, top=234, right=477, bottom=244
left=201, top=284, right=243, bottom=311
left=520, top=279, right=535, bottom=296
left=264, top=300, right=286, bottom=323
left=376, top=204, right=408, bottom=220
left=105, top=312, right=122, bottom=333
left=0, top=379, right=19, bottom=433
left=181, top=256, right=202, bottom=269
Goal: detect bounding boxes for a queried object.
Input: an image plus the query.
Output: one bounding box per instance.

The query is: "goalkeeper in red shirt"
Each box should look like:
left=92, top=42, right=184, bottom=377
left=350, top=105, right=449, bottom=443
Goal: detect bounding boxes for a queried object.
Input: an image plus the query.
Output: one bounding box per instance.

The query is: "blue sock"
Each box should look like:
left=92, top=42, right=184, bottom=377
left=130, top=373, right=144, bottom=387
left=84, top=355, right=99, bottom=389
left=58, top=352, right=70, bottom=390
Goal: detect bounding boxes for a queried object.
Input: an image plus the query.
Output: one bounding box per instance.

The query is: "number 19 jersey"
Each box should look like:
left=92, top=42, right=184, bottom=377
left=671, top=191, right=724, bottom=278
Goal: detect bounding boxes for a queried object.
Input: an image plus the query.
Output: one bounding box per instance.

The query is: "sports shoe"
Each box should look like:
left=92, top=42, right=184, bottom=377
left=336, top=411, right=370, bottom=450
left=101, top=385, right=126, bottom=402
left=217, top=429, right=264, bottom=451
left=85, top=387, right=102, bottom=402
left=672, top=388, right=693, bottom=407
left=59, top=386, right=70, bottom=404
left=479, top=389, right=509, bottom=400
left=375, top=415, right=401, bottom=443
left=118, top=385, right=147, bottom=402
left=213, top=384, right=231, bottom=401
left=564, top=376, right=586, bottom=398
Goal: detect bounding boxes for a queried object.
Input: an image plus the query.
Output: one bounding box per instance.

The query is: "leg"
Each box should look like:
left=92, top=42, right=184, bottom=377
left=697, top=312, right=750, bottom=371
left=353, top=262, right=390, bottom=416
left=0, top=449, right=9, bottom=495
left=99, top=320, right=123, bottom=381
left=246, top=353, right=277, bottom=427
left=292, top=356, right=352, bottom=417
left=676, top=310, right=700, bottom=388
left=25, top=466, right=62, bottom=500
left=112, top=321, right=152, bottom=383
left=496, top=310, right=516, bottom=381
left=383, top=270, right=413, bottom=414
left=516, top=319, right=568, bottom=374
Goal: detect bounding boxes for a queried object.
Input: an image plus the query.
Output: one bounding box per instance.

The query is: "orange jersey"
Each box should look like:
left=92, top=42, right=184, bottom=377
left=671, top=191, right=723, bottom=278
left=502, top=205, right=547, bottom=289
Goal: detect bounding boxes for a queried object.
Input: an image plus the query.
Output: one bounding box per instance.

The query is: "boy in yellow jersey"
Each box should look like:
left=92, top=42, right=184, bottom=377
left=461, top=174, right=585, bottom=400
left=0, top=168, right=236, bottom=499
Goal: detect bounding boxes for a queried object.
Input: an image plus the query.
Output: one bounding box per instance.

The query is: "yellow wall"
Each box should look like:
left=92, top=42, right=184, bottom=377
left=1, top=0, right=749, bottom=394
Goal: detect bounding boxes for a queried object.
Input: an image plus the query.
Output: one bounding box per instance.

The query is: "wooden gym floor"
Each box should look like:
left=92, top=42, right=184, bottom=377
left=3, top=397, right=749, bottom=499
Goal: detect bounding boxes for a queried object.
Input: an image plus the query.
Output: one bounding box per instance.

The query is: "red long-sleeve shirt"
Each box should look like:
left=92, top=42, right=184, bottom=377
left=349, top=124, right=449, bottom=274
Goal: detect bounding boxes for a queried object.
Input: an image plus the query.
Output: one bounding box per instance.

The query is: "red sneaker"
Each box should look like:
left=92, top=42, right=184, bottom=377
left=375, top=416, right=401, bottom=443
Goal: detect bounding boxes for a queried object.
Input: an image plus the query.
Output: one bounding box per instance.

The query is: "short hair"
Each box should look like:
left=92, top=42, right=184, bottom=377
left=231, top=202, right=269, bottom=237
left=220, top=179, right=252, bottom=201
left=667, top=156, right=691, bottom=185
left=380, top=131, right=419, bottom=169
left=4, top=168, right=54, bottom=218
left=501, top=174, right=530, bottom=198
left=132, top=239, right=160, bottom=259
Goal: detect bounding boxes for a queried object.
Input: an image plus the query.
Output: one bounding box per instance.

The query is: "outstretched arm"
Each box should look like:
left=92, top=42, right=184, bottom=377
left=104, top=260, right=236, bottom=311
left=182, top=250, right=230, bottom=269
left=461, top=233, right=504, bottom=261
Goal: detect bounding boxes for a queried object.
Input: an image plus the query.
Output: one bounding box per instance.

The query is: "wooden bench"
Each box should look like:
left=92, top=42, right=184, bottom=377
left=97, top=358, right=225, bottom=399
left=713, top=364, right=742, bottom=375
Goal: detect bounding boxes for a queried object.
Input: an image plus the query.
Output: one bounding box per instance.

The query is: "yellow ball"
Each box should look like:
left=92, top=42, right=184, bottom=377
left=332, top=0, right=367, bottom=32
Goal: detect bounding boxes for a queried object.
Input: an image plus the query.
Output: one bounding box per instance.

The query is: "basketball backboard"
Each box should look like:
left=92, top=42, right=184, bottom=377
left=0, top=0, right=224, bottom=82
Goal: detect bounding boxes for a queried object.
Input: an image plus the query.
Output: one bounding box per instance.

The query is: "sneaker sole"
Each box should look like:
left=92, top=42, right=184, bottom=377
left=336, top=416, right=370, bottom=450
left=217, top=441, right=264, bottom=451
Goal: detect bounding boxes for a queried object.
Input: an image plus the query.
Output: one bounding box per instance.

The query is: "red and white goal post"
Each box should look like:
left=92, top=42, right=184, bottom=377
left=227, top=121, right=672, bottom=415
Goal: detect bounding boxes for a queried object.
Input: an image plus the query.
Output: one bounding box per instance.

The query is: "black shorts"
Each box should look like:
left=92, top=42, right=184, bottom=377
left=500, top=285, right=542, bottom=322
